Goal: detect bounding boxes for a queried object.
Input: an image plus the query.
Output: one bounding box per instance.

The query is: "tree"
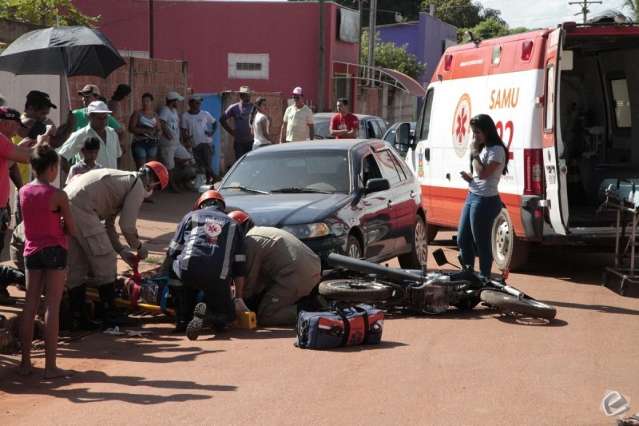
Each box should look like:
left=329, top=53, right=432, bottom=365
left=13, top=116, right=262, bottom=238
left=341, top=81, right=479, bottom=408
left=623, top=0, right=639, bottom=21
left=360, top=30, right=426, bottom=79
left=419, top=0, right=508, bottom=28
left=0, top=0, right=99, bottom=27
left=458, top=17, right=510, bottom=42
left=288, top=0, right=423, bottom=25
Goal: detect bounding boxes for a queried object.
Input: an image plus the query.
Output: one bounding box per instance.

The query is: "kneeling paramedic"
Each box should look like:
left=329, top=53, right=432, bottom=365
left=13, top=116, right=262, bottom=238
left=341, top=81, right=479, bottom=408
left=228, top=211, right=321, bottom=326
left=64, top=162, right=169, bottom=328
left=163, top=190, right=246, bottom=340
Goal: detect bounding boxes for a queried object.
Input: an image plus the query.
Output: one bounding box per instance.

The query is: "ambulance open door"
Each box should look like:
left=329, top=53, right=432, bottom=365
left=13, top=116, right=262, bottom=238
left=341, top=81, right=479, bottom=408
left=542, top=28, right=569, bottom=235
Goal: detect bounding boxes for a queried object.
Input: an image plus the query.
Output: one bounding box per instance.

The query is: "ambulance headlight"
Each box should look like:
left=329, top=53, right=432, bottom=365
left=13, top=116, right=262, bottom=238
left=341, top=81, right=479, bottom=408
left=282, top=223, right=331, bottom=239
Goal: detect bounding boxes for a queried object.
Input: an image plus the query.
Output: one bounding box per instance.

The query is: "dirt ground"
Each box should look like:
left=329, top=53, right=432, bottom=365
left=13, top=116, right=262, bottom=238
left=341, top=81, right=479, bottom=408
left=1, top=191, right=638, bottom=425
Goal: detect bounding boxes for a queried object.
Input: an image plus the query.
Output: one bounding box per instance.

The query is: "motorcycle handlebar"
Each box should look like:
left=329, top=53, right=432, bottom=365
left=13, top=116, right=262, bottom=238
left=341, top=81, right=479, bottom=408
left=327, top=253, right=423, bottom=284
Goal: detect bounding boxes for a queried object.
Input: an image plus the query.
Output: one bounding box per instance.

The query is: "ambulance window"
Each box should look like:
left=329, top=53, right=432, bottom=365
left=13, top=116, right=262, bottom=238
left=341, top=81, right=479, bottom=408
left=418, top=89, right=435, bottom=140
left=610, top=77, right=631, bottom=129
left=545, top=65, right=555, bottom=131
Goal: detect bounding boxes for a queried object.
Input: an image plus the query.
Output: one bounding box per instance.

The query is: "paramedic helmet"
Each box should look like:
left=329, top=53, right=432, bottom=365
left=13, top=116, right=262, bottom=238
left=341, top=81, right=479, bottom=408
left=195, top=190, right=225, bottom=210
left=140, top=161, right=169, bottom=190
left=228, top=210, right=254, bottom=233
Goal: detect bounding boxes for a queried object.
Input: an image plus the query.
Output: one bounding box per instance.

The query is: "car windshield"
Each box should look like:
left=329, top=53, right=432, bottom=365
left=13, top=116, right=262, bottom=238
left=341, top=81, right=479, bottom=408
left=223, top=150, right=350, bottom=194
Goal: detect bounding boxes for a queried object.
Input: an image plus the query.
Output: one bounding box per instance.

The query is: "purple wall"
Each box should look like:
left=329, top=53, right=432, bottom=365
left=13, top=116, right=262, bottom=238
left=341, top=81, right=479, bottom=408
left=378, top=12, right=457, bottom=85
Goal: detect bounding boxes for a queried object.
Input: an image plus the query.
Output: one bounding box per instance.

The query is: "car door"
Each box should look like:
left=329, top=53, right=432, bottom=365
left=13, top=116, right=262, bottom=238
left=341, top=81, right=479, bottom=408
left=356, top=150, right=395, bottom=260
left=373, top=147, right=415, bottom=254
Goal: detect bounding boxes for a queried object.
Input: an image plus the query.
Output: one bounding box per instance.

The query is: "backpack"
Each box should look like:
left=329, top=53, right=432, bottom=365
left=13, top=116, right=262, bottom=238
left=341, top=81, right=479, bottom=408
left=296, top=304, right=384, bottom=349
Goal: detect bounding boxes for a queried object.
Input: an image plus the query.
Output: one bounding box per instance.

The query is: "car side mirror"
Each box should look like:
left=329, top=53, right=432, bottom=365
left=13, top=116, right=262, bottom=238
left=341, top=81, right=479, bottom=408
left=365, top=178, right=390, bottom=194
left=394, top=122, right=413, bottom=154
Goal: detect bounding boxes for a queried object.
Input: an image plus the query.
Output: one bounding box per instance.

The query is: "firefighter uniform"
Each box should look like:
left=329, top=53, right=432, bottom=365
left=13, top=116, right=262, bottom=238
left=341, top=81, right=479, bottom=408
left=167, top=207, right=245, bottom=323
left=244, top=226, right=321, bottom=326
left=64, top=169, right=146, bottom=289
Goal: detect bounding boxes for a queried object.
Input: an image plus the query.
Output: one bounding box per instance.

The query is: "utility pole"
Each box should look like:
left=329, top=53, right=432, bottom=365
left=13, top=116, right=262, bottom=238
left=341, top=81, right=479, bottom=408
left=568, top=0, right=602, bottom=23
left=367, top=0, right=377, bottom=85
left=318, top=0, right=326, bottom=112
left=149, top=0, right=155, bottom=58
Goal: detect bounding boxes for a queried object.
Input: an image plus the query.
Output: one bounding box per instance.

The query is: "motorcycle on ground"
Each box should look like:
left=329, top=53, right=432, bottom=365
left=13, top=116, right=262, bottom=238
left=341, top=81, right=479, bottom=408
left=318, top=249, right=556, bottom=321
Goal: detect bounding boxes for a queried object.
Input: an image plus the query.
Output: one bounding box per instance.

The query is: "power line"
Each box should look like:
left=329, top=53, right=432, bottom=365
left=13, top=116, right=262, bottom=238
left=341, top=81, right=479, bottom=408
left=568, top=0, right=603, bottom=23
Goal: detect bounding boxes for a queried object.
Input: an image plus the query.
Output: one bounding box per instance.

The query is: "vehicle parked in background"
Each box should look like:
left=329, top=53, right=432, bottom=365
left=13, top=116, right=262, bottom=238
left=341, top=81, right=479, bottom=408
left=396, top=21, right=639, bottom=272
left=384, top=121, right=415, bottom=156
left=219, top=139, right=428, bottom=268
left=313, top=113, right=388, bottom=140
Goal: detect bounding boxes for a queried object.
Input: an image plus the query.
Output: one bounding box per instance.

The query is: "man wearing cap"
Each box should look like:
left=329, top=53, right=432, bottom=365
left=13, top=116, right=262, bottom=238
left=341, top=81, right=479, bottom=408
left=16, top=91, right=74, bottom=148
left=0, top=107, right=42, bottom=304
left=73, top=84, right=123, bottom=136
left=220, top=86, right=254, bottom=161
left=57, top=101, right=122, bottom=171
left=280, top=86, right=314, bottom=143
left=181, top=95, right=217, bottom=184
left=64, top=161, right=169, bottom=328
left=158, top=91, right=183, bottom=182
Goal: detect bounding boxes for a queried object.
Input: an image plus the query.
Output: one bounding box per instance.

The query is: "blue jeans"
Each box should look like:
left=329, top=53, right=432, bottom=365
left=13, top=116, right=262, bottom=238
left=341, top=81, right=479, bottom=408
left=132, top=139, right=158, bottom=166
left=457, top=192, right=503, bottom=277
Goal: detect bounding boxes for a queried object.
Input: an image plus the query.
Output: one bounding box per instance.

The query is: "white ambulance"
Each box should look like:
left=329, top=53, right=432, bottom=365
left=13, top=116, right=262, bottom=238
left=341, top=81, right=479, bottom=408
left=396, top=22, right=639, bottom=271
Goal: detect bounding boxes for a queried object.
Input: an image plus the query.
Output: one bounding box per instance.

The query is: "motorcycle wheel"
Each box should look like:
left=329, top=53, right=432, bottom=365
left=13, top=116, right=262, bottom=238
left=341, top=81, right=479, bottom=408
left=480, top=290, right=556, bottom=320
left=318, top=279, right=394, bottom=302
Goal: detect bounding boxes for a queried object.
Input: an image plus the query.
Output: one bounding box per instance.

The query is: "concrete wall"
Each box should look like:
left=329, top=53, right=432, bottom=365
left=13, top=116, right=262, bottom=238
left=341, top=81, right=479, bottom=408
left=73, top=0, right=360, bottom=112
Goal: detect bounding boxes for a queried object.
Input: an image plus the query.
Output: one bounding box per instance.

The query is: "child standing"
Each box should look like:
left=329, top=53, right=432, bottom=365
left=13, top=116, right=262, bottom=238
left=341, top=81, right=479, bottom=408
left=65, top=137, right=102, bottom=184
left=19, top=144, right=77, bottom=378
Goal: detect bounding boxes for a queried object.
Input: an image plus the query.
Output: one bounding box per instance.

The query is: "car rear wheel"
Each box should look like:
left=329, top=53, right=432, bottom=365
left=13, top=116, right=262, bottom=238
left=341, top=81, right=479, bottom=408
left=399, top=215, right=428, bottom=269
left=491, top=209, right=529, bottom=272
left=345, top=235, right=363, bottom=259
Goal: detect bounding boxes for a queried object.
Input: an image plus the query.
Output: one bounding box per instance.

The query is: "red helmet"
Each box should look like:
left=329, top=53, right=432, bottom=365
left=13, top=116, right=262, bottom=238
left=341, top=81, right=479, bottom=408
left=144, top=161, right=169, bottom=190
left=228, top=210, right=250, bottom=224
left=195, top=190, right=225, bottom=210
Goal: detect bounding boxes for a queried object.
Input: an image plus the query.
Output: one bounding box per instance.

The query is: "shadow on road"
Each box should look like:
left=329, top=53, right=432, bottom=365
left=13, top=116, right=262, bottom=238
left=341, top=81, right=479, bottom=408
left=54, top=332, right=223, bottom=364
left=541, top=299, right=639, bottom=316
left=0, top=367, right=236, bottom=404
left=329, top=340, right=409, bottom=352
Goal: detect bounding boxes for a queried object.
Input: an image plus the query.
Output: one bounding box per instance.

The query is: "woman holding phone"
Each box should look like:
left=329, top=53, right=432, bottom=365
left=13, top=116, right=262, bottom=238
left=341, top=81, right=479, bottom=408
left=458, top=114, right=509, bottom=279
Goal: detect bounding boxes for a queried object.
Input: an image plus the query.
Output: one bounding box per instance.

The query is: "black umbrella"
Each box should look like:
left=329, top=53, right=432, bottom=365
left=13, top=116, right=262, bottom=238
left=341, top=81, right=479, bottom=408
left=0, top=26, right=125, bottom=77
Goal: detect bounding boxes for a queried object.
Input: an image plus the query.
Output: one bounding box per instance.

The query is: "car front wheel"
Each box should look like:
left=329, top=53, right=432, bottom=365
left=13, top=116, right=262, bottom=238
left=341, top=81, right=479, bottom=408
left=345, top=235, right=363, bottom=259
left=399, top=215, right=428, bottom=269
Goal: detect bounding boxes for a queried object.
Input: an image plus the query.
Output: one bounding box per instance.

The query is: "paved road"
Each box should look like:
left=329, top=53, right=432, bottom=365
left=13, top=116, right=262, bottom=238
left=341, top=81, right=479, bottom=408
left=1, top=191, right=638, bottom=425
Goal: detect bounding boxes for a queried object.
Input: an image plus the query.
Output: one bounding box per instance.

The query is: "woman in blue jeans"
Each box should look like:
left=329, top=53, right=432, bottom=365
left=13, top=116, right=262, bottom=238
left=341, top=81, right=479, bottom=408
left=458, top=114, right=509, bottom=278
left=129, top=92, right=161, bottom=169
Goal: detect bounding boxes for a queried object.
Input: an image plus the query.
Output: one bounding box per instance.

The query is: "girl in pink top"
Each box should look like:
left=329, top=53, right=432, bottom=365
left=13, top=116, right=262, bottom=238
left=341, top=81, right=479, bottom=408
left=18, top=144, right=77, bottom=379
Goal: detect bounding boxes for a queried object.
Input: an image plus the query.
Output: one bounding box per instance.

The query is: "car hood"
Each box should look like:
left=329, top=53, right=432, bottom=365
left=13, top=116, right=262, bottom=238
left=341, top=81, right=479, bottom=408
left=222, top=192, right=351, bottom=226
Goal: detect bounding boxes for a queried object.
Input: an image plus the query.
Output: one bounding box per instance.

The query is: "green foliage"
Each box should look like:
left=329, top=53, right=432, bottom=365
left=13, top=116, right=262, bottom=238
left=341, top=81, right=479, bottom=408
left=623, top=0, right=639, bottom=21
left=360, top=31, right=426, bottom=79
left=0, top=0, right=99, bottom=27
left=458, top=17, right=510, bottom=42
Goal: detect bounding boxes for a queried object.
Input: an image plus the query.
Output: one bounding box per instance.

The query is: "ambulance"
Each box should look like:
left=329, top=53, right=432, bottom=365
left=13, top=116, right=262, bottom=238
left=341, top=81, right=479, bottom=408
left=396, top=22, right=639, bottom=271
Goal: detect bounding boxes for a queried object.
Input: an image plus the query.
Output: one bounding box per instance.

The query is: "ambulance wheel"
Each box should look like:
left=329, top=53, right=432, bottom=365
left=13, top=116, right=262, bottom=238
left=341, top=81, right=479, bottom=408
left=491, top=208, right=529, bottom=272
left=399, top=214, right=428, bottom=269
left=318, top=279, right=394, bottom=302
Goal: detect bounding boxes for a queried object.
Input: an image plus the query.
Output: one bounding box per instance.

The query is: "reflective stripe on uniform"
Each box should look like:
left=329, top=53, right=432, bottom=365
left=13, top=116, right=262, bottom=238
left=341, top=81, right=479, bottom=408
left=181, top=212, right=200, bottom=271
left=234, top=254, right=246, bottom=262
left=219, top=221, right=237, bottom=280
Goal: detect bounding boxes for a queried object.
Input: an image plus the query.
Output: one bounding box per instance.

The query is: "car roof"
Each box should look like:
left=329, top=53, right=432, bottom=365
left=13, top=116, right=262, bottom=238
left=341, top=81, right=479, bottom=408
left=313, top=112, right=382, bottom=120
left=244, top=139, right=380, bottom=154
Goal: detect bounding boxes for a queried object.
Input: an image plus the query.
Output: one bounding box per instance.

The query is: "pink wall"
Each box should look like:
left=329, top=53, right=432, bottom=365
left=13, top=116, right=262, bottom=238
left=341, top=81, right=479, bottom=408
left=73, top=0, right=359, bottom=111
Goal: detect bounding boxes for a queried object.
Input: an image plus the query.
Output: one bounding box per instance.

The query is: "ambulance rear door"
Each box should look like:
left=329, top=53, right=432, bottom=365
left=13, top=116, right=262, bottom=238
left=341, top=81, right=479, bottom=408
left=542, top=28, right=569, bottom=235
